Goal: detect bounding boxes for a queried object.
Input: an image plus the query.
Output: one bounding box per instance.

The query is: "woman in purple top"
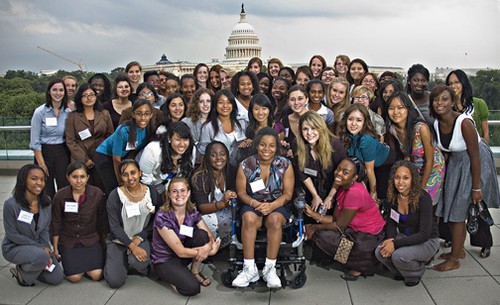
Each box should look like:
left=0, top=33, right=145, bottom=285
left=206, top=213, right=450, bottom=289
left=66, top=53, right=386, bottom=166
left=151, top=177, right=220, bottom=296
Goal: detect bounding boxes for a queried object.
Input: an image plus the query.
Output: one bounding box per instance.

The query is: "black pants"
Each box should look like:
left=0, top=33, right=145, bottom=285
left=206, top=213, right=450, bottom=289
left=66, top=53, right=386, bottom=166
left=37, top=144, right=70, bottom=199
left=154, top=229, right=209, bottom=296
left=93, top=152, right=119, bottom=196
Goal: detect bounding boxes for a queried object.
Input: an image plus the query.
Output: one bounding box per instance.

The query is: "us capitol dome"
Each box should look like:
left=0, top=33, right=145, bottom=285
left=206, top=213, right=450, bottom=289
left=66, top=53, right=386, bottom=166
left=223, top=3, right=262, bottom=64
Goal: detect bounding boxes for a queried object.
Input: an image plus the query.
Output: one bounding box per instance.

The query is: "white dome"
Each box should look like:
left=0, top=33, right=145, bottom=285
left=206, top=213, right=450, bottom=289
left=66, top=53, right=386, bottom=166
left=224, top=5, right=262, bottom=63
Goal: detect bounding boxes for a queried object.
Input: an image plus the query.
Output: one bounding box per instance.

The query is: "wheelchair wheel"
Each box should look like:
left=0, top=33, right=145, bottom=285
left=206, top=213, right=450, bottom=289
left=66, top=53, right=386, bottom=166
left=220, top=270, right=234, bottom=288
left=289, top=271, right=307, bottom=289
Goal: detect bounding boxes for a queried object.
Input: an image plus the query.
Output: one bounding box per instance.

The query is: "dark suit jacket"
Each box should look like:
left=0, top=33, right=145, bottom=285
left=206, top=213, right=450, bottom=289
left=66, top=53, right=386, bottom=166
left=65, top=110, right=114, bottom=163
left=2, top=197, right=52, bottom=255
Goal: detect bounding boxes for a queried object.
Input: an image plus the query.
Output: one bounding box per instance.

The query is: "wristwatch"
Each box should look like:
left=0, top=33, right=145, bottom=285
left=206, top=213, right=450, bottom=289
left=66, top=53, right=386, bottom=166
left=135, top=236, right=144, bottom=242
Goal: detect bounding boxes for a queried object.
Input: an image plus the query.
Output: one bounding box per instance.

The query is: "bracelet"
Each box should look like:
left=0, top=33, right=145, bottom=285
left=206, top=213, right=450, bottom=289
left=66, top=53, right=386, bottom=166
left=317, top=214, right=323, bottom=223
left=250, top=199, right=255, bottom=208
left=472, top=189, right=481, bottom=192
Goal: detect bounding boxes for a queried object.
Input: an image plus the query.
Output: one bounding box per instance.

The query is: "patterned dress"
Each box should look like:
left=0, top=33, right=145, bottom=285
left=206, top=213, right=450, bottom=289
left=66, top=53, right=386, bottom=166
left=390, top=122, right=445, bottom=205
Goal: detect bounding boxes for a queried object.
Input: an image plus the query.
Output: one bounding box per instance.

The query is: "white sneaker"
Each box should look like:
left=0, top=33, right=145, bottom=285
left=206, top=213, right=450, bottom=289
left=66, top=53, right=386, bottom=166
left=262, top=264, right=281, bottom=288
left=232, top=264, right=259, bottom=287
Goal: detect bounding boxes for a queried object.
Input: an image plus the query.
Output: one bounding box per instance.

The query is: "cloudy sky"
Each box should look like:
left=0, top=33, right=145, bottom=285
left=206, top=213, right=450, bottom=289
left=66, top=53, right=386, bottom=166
left=1, top=0, right=499, bottom=74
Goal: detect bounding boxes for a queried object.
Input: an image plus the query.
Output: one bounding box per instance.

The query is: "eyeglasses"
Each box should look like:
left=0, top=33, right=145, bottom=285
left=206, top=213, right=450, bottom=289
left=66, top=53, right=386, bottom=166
left=448, top=80, right=461, bottom=86
left=134, top=112, right=152, bottom=117
left=82, top=93, right=96, bottom=99
left=139, top=92, right=154, bottom=97
left=353, top=96, right=370, bottom=101
left=322, top=72, right=335, bottom=77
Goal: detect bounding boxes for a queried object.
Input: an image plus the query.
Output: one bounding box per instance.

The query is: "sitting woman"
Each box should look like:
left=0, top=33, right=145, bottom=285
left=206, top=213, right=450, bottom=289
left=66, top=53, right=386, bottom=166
left=139, top=121, right=195, bottom=194
left=52, top=162, right=106, bottom=283
left=305, top=158, right=385, bottom=280
left=375, top=161, right=439, bottom=287
left=232, top=128, right=294, bottom=289
left=191, top=141, right=237, bottom=248
left=151, top=177, right=220, bottom=296
left=103, top=159, right=162, bottom=288
left=3, top=164, right=64, bottom=286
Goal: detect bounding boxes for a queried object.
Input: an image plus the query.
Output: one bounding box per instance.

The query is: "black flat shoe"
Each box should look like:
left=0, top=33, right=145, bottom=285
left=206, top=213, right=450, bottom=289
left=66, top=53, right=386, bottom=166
left=10, top=267, right=34, bottom=287
left=443, top=240, right=452, bottom=248
left=393, top=274, right=404, bottom=281
left=480, top=247, right=491, bottom=258
left=340, top=272, right=371, bottom=281
left=404, top=280, right=420, bottom=287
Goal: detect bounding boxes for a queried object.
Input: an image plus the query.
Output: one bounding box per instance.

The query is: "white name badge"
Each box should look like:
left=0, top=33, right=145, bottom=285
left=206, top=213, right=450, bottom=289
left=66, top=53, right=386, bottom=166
left=285, top=128, right=289, bottom=137
left=304, top=168, right=318, bottom=177
left=64, top=201, right=78, bottom=213
left=18, top=210, right=34, bottom=224
left=390, top=209, right=400, bottom=223
left=179, top=224, right=194, bottom=238
left=250, top=179, right=266, bottom=193
left=125, top=204, right=141, bottom=218
left=214, top=188, right=224, bottom=202
left=78, top=128, right=92, bottom=140
left=125, top=141, right=136, bottom=151
left=46, top=117, right=58, bottom=127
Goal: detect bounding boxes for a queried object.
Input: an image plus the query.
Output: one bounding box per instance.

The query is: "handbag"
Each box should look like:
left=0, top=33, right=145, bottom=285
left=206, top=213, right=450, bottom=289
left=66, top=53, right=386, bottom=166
left=334, top=227, right=354, bottom=264
left=477, top=200, right=494, bottom=226
left=466, top=203, right=479, bottom=235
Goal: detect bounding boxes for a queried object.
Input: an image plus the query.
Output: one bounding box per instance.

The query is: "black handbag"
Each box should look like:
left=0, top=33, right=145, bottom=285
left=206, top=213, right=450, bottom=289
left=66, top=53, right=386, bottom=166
left=466, top=203, right=479, bottom=235
left=477, top=200, right=494, bottom=226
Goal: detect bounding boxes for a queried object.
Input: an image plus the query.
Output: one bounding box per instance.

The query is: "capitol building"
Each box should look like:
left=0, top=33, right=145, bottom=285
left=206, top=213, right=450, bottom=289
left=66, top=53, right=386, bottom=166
left=143, top=4, right=260, bottom=75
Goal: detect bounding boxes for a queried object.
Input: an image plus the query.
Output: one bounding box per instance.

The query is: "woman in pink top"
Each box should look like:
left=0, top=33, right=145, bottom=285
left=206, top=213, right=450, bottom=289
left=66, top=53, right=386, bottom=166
left=305, top=158, right=385, bottom=280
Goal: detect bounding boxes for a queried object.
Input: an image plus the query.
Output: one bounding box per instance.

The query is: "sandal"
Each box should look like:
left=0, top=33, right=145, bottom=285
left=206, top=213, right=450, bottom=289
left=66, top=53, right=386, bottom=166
left=193, top=272, right=211, bottom=287
left=10, top=266, right=34, bottom=287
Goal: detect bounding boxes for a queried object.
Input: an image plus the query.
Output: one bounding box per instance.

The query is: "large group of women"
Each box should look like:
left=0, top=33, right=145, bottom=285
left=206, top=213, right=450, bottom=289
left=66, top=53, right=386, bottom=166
left=3, top=55, right=499, bottom=294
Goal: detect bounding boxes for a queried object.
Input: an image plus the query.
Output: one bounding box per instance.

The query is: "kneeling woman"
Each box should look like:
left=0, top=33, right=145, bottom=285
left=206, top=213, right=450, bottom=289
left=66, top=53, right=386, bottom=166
left=52, top=162, right=107, bottom=282
left=3, top=164, right=64, bottom=286
left=151, top=177, right=220, bottom=296
left=104, top=160, right=162, bottom=288
left=376, top=161, right=439, bottom=286
left=232, top=127, right=295, bottom=289
left=305, top=158, right=385, bottom=280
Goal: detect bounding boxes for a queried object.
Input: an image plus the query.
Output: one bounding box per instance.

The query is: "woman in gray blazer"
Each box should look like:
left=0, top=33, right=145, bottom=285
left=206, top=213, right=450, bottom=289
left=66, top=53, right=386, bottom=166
left=2, top=164, right=64, bottom=286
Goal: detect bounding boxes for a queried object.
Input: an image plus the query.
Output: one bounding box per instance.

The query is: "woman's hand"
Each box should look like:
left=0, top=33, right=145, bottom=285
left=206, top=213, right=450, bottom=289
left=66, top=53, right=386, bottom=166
left=255, top=201, right=275, bottom=216
left=42, top=247, right=53, bottom=266
left=208, top=238, right=221, bottom=256
left=370, top=191, right=378, bottom=204
left=53, top=247, right=61, bottom=262
left=39, top=164, right=49, bottom=177
left=131, top=245, right=148, bottom=262
left=223, top=190, right=237, bottom=204
left=196, top=243, right=211, bottom=261
left=311, top=195, right=323, bottom=212
left=85, top=159, right=95, bottom=169
left=304, top=204, right=320, bottom=221
left=239, top=139, right=253, bottom=148
left=378, top=238, right=395, bottom=258
left=472, top=189, right=483, bottom=205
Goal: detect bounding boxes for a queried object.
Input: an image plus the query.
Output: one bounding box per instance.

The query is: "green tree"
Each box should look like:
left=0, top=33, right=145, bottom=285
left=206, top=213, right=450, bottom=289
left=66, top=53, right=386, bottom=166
left=109, top=67, right=125, bottom=82
left=470, top=70, right=500, bottom=110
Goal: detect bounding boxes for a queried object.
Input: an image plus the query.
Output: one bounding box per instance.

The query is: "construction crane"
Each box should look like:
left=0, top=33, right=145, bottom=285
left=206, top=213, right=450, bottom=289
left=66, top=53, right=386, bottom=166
left=37, top=46, right=85, bottom=71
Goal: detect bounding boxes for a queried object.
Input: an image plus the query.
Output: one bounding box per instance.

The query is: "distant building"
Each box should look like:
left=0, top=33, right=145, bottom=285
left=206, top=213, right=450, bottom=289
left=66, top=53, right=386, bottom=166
left=143, top=4, right=262, bottom=75
left=434, top=67, right=495, bottom=80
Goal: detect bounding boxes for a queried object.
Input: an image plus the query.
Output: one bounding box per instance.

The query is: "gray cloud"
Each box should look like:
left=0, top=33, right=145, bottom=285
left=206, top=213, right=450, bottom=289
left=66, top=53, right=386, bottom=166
left=1, top=0, right=499, bottom=74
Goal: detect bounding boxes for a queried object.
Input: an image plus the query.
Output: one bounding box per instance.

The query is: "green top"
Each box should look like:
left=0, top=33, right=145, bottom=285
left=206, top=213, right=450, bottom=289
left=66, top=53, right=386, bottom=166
left=472, top=97, right=489, bottom=137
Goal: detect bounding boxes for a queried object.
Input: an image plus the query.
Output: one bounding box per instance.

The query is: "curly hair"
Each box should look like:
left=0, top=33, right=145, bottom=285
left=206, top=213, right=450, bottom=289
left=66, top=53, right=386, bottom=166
left=186, top=88, right=213, bottom=123
left=386, top=160, right=421, bottom=213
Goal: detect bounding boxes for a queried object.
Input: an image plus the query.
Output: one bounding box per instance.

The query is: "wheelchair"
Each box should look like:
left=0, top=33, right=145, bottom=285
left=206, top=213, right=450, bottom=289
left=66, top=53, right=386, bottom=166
left=220, top=191, right=308, bottom=289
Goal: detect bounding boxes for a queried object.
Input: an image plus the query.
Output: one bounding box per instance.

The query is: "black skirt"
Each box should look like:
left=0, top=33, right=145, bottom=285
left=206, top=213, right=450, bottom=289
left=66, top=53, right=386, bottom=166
left=60, top=241, right=104, bottom=276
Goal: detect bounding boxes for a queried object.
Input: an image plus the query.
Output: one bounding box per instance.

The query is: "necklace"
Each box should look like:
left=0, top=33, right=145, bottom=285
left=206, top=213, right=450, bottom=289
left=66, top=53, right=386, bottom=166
left=399, top=193, right=408, bottom=199
left=125, top=185, right=143, bottom=198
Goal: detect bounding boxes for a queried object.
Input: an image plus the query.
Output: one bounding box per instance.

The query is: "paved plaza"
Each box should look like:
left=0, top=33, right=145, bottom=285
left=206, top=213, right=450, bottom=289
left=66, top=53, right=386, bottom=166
left=0, top=174, right=499, bottom=305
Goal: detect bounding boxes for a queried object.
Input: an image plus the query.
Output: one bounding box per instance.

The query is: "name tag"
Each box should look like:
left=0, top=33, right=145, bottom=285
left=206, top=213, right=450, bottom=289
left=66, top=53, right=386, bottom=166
left=214, top=188, right=224, bottom=202
left=285, top=128, right=289, bottom=137
left=390, top=209, right=400, bottom=223
left=250, top=179, right=265, bottom=193
left=18, top=210, right=34, bottom=224
left=125, top=204, right=141, bottom=218
left=78, top=128, right=92, bottom=140
left=64, top=201, right=78, bottom=213
left=46, top=117, right=58, bottom=127
left=125, top=141, right=137, bottom=151
left=179, top=224, right=194, bottom=238
left=304, top=168, right=318, bottom=177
